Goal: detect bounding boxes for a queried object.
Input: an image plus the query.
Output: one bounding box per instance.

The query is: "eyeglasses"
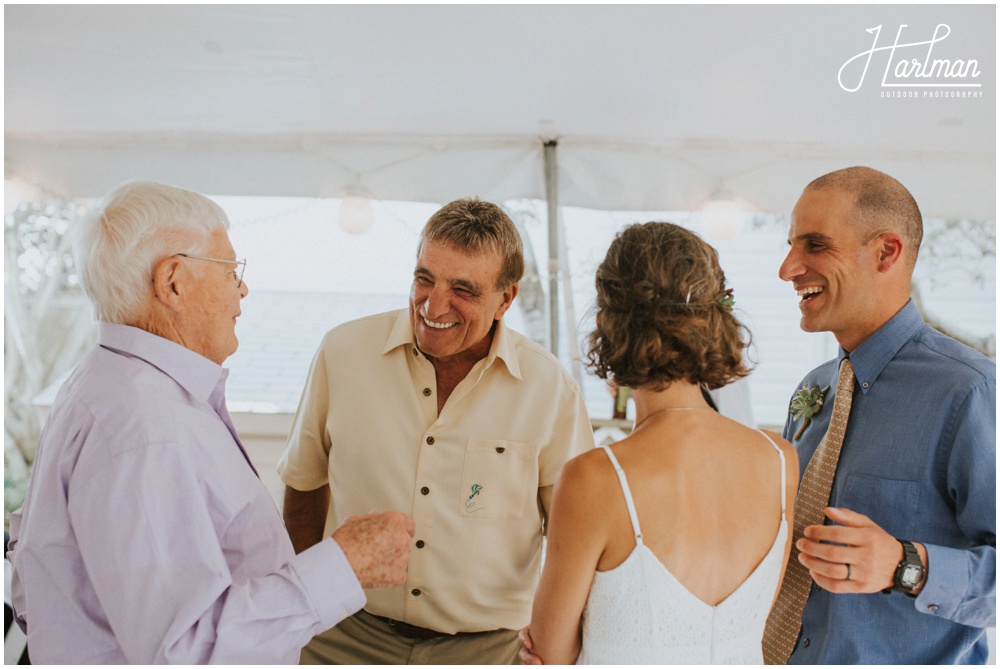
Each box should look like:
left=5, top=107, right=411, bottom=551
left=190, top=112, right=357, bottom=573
left=174, top=253, right=247, bottom=288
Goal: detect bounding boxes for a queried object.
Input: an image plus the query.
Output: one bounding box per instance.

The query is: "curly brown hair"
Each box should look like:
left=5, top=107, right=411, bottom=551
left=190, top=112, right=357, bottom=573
left=586, top=222, right=751, bottom=391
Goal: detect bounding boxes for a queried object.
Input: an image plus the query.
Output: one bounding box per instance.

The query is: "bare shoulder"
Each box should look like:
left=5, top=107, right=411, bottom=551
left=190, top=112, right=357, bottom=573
left=547, top=446, right=623, bottom=545
left=760, top=429, right=798, bottom=464
left=554, top=447, right=619, bottom=503
left=559, top=446, right=615, bottom=482
left=759, top=429, right=800, bottom=494
left=710, top=417, right=797, bottom=465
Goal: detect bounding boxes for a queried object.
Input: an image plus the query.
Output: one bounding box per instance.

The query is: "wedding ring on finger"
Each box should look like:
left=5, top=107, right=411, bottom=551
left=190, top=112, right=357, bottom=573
left=844, top=563, right=852, bottom=581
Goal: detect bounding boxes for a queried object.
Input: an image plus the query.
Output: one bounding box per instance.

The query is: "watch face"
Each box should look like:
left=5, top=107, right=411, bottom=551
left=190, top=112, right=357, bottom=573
left=901, top=563, right=923, bottom=587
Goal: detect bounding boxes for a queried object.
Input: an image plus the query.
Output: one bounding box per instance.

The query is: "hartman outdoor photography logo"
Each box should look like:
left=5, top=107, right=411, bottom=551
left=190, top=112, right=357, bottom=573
left=839, top=24, right=985, bottom=99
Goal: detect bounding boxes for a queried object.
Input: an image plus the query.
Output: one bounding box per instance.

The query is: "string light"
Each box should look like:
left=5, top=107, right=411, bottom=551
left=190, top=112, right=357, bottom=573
left=702, top=190, right=745, bottom=241
left=338, top=196, right=374, bottom=235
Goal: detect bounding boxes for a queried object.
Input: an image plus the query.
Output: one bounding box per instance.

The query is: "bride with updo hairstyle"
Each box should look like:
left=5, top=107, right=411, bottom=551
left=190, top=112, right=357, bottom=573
left=587, top=221, right=750, bottom=392
left=528, top=222, right=800, bottom=665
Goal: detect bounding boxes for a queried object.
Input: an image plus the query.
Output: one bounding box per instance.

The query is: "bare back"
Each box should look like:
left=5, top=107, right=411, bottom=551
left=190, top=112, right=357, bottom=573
left=593, top=411, right=798, bottom=606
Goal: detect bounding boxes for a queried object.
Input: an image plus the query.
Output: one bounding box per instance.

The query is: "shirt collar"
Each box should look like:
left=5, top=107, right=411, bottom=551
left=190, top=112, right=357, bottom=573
left=382, top=309, right=522, bottom=380
left=838, top=299, right=923, bottom=395
left=98, top=322, right=227, bottom=404
left=488, top=317, right=522, bottom=380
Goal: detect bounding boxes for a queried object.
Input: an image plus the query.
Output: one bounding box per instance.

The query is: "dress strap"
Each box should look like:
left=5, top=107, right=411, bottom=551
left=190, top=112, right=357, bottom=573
left=756, top=430, right=787, bottom=514
left=599, top=445, right=644, bottom=545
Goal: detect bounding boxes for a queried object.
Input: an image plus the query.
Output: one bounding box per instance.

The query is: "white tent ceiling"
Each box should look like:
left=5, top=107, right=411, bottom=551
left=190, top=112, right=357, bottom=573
left=4, top=4, right=996, bottom=219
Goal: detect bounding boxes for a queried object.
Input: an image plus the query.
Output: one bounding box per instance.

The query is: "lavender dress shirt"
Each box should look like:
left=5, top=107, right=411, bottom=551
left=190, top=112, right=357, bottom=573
left=7, top=323, right=365, bottom=664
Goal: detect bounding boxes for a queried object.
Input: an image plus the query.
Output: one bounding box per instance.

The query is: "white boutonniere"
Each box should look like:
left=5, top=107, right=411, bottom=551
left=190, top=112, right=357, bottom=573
left=790, top=383, right=830, bottom=441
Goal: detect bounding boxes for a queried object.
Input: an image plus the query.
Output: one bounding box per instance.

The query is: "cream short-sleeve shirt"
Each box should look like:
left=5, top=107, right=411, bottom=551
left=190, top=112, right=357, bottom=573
left=278, top=309, right=594, bottom=634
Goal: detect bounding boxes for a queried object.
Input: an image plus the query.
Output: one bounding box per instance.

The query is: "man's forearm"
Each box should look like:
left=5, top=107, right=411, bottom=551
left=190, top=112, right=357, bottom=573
left=282, top=485, right=331, bottom=554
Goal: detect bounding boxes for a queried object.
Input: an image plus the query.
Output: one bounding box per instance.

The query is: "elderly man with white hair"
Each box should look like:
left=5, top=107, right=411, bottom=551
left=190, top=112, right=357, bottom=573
left=6, top=181, right=415, bottom=664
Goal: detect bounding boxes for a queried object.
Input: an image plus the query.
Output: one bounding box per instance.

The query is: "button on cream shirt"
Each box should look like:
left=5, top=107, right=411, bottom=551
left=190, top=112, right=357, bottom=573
left=278, top=309, right=594, bottom=634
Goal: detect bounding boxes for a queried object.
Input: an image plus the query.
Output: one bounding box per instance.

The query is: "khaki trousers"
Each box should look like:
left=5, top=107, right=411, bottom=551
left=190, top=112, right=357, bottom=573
left=301, top=610, right=520, bottom=665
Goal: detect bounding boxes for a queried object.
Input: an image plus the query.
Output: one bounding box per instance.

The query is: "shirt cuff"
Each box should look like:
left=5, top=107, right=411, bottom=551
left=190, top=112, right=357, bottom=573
left=915, top=543, right=962, bottom=618
left=291, top=538, right=366, bottom=628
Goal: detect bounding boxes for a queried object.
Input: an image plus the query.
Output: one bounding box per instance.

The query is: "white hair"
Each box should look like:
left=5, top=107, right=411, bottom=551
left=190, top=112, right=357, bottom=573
left=74, top=181, right=229, bottom=324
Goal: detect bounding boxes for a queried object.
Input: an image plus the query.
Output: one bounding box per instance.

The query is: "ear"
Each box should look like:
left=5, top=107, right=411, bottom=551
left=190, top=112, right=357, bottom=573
left=493, top=282, right=519, bottom=320
left=151, top=256, right=186, bottom=312
left=873, top=232, right=904, bottom=273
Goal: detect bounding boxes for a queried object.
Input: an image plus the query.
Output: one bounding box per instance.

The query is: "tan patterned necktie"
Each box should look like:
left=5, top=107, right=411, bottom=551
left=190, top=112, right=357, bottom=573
left=762, top=357, right=855, bottom=664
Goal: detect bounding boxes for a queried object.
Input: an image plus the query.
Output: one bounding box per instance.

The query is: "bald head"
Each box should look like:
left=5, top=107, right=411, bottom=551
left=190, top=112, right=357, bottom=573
left=804, top=166, right=923, bottom=271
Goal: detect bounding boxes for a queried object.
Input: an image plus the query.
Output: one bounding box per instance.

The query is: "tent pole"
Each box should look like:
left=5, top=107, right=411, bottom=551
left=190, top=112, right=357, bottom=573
left=543, top=139, right=559, bottom=357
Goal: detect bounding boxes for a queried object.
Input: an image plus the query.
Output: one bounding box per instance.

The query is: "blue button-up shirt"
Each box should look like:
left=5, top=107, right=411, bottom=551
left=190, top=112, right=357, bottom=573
left=8, top=323, right=365, bottom=663
left=784, top=300, right=996, bottom=664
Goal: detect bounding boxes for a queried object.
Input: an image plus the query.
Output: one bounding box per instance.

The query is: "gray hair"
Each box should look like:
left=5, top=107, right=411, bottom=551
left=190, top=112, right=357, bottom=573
left=74, top=181, right=229, bottom=324
left=418, top=197, right=524, bottom=290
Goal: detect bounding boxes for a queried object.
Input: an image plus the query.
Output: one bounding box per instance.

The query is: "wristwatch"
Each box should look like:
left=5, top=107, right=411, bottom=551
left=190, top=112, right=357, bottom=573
left=884, top=539, right=925, bottom=597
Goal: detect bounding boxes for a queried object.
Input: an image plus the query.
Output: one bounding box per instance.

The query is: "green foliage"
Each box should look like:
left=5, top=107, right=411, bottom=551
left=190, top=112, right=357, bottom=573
left=789, top=383, right=829, bottom=440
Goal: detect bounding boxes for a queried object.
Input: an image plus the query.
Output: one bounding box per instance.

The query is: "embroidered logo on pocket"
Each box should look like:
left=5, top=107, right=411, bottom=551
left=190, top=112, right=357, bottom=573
left=466, top=483, right=486, bottom=514
left=459, top=440, right=536, bottom=519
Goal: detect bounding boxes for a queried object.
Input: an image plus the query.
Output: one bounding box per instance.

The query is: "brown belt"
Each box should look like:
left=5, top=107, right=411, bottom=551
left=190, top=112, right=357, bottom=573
left=364, top=611, right=494, bottom=641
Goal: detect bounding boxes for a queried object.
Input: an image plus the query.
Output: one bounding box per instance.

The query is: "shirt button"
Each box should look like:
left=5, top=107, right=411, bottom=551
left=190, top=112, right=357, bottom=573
left=415, top=540, right=425, bottom=549
left=422, top=388, right=431, bottom=396
left=411, top=588, right=422, bottom=596
left=496, top=447, right=505, bottom=453
left=412, top=348, right=418, bottom=356
left=862, top=382, right=870, bottom=388
left=803, top=638, right=811, bottom=648
left=426, top=436, right=435, bottom=445
left=421, top=486, right=430, bottom=495
left=928, top=604, right=939, bottom=612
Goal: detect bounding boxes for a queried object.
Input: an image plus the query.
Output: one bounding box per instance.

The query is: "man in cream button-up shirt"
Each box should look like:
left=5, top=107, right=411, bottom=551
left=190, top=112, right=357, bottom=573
left=279, top=198, right=594, bottom=664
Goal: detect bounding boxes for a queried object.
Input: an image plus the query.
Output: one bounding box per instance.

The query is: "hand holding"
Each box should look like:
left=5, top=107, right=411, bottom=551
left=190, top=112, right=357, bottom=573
left=518, top=626, right=544, bottom=665
left=332, top=511, right=416, bottom=588
left=797, top=507, right=911, bottom=594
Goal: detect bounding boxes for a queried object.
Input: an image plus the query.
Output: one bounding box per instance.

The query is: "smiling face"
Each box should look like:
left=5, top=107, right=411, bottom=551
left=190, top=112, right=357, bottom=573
left=183, top=229, right=249, bottom=365
left=409, top=240, right=517, bottom=366
left=778, top=187, right=885, bottom=352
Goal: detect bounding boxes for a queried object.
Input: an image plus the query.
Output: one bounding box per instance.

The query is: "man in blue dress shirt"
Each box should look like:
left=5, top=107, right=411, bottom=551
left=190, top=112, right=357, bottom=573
left=772, top=166, right=995, bottom=663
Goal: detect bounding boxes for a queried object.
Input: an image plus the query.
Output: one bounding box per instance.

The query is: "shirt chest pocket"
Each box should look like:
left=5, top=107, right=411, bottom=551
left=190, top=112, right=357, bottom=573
left=459, top=439, right=536, bottom=519
left=839, top=474, right=920, bottom=539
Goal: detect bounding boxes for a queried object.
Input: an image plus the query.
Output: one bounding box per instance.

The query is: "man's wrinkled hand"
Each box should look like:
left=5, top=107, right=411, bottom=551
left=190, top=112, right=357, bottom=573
left=332, top=511, right=416, bottom=588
